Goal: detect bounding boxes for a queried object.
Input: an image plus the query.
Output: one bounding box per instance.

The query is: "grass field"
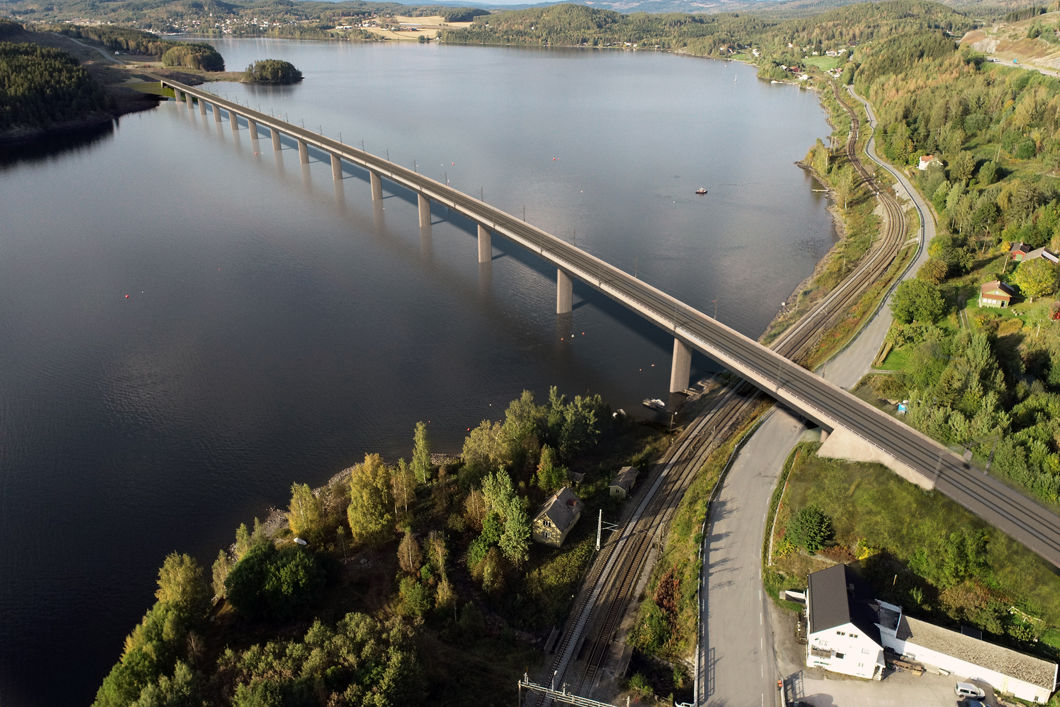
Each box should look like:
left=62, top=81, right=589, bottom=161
left=770, top=443, right=1060, bottom=662
left=802, top=55, right=842, bottom=71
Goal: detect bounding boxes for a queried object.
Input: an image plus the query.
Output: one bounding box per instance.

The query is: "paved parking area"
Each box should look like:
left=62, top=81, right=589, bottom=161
left=770, top=601, right=997, bottom=707
left=792, top=667, right=966, bottom=706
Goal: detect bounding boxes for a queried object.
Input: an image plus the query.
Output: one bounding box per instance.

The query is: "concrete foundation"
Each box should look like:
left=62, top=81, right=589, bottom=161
left=370, top=171, right=383, bottom=201
left=248, top=119, right=258, bottom=141
left=556, top=269, right=573, bottom=314
left=297, top=139, right=308, bottom=164
left=418, top=193, right=430, bottom=229
left=478, top=224, right=492, bottom=264
left=669, top=338, right=692, bottom=393
left=330, top=152, right=342, bottom=180
left=270, top=128, right=281, bottom=151
left=818, top=427, right=935, bottom=489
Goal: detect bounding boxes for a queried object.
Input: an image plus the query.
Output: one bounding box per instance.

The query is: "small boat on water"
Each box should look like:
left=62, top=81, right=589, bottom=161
left=642, top=398, right=666, bottom=411
left=695, top=187, right=708, bottom=195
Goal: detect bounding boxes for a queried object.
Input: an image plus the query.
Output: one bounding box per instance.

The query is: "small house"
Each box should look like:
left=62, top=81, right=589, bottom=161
left=917, top=155, right=941, bottom=171
left=979, top=280, right=1015, bottom=308
left=805, top=564, right=886, bottom=680
left=532, top=487, right=583, bottom=548
left=1011, top=243, right=1059, bottom=264
left=608, top=466, right=640, bottom=499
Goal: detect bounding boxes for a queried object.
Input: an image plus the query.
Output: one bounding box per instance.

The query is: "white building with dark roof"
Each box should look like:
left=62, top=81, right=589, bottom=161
left=879, top=612, right=1057, bottom=703
left=805, top=564, right=886, bottom=679
left=806, top=565, right=1059, bottom=702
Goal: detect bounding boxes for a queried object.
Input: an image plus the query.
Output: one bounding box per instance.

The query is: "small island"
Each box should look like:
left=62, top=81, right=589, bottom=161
left=243, top=59, right=302, bottom=85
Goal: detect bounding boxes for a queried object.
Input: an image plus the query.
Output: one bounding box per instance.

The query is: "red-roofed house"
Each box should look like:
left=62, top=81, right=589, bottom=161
left=918, top=155, right=942, bottom=171
left=1011, top=243, right=1059, bottom=264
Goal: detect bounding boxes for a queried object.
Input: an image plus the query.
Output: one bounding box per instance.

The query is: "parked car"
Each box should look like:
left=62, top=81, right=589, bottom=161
left=955, top=681, right=985, bottom=699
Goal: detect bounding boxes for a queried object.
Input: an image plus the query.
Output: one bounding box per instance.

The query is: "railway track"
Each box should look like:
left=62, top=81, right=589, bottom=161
left=536, top=82, right=916, bottom=704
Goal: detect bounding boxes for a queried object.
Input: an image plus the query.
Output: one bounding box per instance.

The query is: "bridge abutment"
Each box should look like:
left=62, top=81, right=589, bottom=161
left=297, top=139, right=308, bottom=164
left=478, top=225, right=492, bottom=264
left=818, top=427, right=935, bottom=489
left=330, top=152, right=342, bottom=181
left=669, top=339, right=692, bottom=393
left=418, top=194, right=430, bottom=230
left=556, top=269, right=573, bottom=314
left=370, top=171, right=383, bottom=201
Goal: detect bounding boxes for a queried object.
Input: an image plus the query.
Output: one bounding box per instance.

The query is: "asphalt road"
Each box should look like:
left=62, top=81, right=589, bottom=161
left=697, top=83, right=938, bottom=707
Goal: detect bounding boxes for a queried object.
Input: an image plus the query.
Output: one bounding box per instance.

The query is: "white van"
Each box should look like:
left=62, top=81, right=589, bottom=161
left=955, top=682, right=985, bottom=699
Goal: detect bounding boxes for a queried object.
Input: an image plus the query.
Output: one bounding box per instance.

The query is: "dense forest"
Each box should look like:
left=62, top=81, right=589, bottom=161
left=94, top=388, right=665, bottom=704
left=243, top=59, right=302, bottom=84
left=0, top=39, right=110, bottom=134
left=440, top=0, right=973, bottom=56
left=846, top=31, right=1060, bottom=504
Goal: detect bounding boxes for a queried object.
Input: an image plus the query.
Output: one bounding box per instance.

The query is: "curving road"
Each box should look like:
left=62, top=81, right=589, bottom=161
left=161, top=79, right=1060, bottom=570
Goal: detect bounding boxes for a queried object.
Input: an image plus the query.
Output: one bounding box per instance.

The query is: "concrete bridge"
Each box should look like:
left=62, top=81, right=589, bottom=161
left=160, top=79, right=1060, bottom=569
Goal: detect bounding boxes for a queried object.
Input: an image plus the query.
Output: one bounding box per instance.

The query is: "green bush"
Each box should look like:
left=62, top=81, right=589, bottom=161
left=786, top=505, right=834, bottom=553
left=224, top=543, right=326, bottom=620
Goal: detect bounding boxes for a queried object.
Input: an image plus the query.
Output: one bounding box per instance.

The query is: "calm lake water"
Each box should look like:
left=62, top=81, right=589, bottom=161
left=0, top=40, right=834, bottom=705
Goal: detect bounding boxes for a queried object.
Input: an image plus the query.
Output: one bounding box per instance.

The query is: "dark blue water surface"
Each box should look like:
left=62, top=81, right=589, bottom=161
left=0, top=41, right=834, bottom=705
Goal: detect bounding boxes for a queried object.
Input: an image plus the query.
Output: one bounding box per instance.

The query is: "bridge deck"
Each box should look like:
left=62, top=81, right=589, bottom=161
left=160, top=78, right=1060, bottom=569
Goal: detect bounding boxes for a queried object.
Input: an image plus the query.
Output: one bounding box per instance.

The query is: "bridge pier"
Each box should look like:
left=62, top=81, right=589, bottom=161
left=477, top=225, right=492, bottom=264
left=212, top=102, right=221, bottom=123
left=185, top=93, right=194, bottom=110
left=248, top=119, right=258, bottom=141
left=198, top=98, right=206, bottom=116
left=229, top=109, right=239, bottom=133
left=370, top=170, right=383, bottom=201
left=330, top=152, right=342, bottom=181
left=669, top=339, right=691, bottom=393
left=297, top=139, right=308, bottom=164
left=270, top=128, right=281, bottom=151
left=418, top=194, right=430, bottom=230
left=556, top=269, right=573, bottom=314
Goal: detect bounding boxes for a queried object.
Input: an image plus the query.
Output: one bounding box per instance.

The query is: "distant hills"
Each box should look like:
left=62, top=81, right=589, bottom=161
left=0, top=0, right=1039, bottom=21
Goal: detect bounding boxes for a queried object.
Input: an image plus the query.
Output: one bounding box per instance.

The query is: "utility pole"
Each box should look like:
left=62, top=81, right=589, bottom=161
left=596, top=510, right=618, bottom=551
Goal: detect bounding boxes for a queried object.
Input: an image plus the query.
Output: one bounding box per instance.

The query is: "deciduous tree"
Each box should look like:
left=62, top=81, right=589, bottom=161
left=155, top=552, right=209, bottom=618
left=1012, top=258, right=1057, bottom=301
left=411, top=421, right=432, bottom=484
left=346, top=453, right=394, bottom=547
left=286, top=482, right=323, bottom=541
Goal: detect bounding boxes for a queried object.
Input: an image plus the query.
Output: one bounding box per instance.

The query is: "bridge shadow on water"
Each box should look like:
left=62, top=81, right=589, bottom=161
left=181, top=104, right=730, bottom=397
